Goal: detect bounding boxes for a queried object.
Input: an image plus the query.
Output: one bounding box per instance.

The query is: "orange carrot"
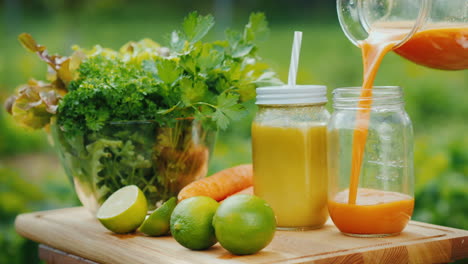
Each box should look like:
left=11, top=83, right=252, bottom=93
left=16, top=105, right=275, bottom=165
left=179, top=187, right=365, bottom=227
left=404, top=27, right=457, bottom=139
left=229, top=186, right=253, bottom=197
left=177, top=164, right=253, bottom=202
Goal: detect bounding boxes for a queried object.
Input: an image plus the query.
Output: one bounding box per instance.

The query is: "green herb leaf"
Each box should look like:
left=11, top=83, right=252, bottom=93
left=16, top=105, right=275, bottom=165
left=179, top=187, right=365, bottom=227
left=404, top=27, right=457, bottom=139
left=197, top=43, right=224, bottom=72
left=170, top=30, right=187, bottom=53
left=180, top=77, right=208, bottom=106
left=212, top=109, right=230, bottom=130
left=225, top=29, right=242, bottom=46
left=213, top=93, right=247, bottom=130
left=183, top=12, right=215, bottom=44
left=179, top=54, right=197, bottom=74
left=232, top=43, right=254, bottom=58
left=244, top=12, right=269, bottom=43
left=156, top=59, right=182, bottom=84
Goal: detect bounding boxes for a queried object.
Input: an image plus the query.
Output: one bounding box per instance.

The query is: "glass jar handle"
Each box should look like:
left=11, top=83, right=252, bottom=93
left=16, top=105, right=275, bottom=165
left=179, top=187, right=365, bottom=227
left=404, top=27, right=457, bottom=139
left=337, top=0, right=430, bottom=48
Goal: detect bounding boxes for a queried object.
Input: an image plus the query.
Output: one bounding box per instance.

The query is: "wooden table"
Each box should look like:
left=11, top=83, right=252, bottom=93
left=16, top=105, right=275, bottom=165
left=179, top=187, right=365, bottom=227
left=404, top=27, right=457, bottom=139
left=15, top=207, right=468, bottom=264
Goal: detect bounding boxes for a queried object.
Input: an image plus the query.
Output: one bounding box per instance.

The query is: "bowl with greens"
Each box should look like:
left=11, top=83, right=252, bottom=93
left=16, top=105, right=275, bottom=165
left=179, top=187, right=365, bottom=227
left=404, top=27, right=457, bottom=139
left=4, top=12, right=280, bottom=213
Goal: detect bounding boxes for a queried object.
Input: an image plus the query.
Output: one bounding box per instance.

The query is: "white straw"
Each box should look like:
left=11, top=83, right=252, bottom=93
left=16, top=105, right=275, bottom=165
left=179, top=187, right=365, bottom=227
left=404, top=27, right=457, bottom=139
left=287, top=31, right=303, bottom=87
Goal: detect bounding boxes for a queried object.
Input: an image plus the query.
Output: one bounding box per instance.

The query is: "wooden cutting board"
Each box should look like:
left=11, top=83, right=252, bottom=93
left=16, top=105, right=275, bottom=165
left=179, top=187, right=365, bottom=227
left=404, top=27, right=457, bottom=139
left=15, top=207, right=468, bottom=264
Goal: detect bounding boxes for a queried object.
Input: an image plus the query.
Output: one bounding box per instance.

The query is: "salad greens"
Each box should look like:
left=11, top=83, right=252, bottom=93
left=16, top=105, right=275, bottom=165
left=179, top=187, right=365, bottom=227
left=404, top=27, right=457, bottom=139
left=7, top=12, right=281, bottom=135
left=5, top=12, right=280, bottom=210
left=52, top=118, right=214, bottom=210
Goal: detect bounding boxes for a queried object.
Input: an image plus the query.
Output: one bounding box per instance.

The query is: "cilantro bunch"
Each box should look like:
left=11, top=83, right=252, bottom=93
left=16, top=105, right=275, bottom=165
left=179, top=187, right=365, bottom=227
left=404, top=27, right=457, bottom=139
left=54, top=12, right=280, bottom=137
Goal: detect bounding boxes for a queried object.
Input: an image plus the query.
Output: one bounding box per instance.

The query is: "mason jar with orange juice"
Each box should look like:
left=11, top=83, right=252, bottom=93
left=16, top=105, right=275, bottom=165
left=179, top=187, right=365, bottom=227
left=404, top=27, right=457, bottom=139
left=327, top=86, right=415, bottom=237
left=328, top=0, right=467, bottom=237
left=252, top=85, right=330, bottom=230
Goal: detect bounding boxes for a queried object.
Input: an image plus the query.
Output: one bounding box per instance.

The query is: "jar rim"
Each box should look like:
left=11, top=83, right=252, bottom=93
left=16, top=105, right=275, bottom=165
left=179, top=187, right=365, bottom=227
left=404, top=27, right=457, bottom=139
left=332, top=86, right=404, bottom=109
left=333, top=86, right=403, bottom=97
left=334, top=85, right=401, bottom=92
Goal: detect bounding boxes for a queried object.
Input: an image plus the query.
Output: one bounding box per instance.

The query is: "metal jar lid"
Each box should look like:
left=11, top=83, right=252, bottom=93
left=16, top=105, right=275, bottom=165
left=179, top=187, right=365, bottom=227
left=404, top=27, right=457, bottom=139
left=255, top=85, right=328, bottom=105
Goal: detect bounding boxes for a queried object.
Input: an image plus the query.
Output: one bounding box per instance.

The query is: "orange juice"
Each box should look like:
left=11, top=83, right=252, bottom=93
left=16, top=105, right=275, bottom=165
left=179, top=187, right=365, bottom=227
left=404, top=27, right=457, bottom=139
left=336, top=21, right=466, bottom=236
left=349, top=25, right=467, bottom=206
left=252, top=123, right=328, bottom=229
left=335, top=26, right=409, bottom=235
left=395, top=26, right=468, bottom=70
left=348, top=28, right=405, bottom=205
left=329, top=188, right=414, bottom=235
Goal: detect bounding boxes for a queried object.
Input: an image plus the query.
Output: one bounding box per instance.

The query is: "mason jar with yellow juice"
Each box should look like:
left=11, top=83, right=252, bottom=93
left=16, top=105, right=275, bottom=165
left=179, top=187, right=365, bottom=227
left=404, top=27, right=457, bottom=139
left=252, top=85, right=330, bottom=230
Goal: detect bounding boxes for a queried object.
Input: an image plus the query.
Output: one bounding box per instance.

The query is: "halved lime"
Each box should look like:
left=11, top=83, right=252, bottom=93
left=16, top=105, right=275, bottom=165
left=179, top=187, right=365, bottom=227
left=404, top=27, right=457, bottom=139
left=139, top=197, right=177, bottom=236
left=96, top=185, right=148, bottom=234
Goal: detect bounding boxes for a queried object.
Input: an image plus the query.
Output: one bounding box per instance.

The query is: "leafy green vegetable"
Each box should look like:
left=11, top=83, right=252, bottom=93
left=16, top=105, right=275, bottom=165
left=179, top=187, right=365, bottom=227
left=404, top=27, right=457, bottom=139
left=212, top=93, right=246, bottom=130
left=7, top=12, right=280, bottom=135
left=10, top=80, right=61, bottom=129
left=54, top=11, right=280, bottom=137
left=183, top=12, right=215, bottom=44
left=6, top=12, right=281, bottom=209
left=51, top=118, right=215, bottom=209
left=7, top=34, right=76, bottom=129
left=18, top=33, right=82, bottom=90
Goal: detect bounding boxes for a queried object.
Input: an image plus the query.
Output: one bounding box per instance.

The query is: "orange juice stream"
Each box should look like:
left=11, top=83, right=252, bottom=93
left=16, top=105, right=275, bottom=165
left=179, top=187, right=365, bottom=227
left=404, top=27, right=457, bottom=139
left=348, top=29, right=404, bottom=205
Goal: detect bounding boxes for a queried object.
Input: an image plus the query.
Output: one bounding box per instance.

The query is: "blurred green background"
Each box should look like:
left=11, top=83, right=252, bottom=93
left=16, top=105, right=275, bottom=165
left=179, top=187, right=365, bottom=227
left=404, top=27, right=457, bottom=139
left=1, top=0, right=467, bottom=263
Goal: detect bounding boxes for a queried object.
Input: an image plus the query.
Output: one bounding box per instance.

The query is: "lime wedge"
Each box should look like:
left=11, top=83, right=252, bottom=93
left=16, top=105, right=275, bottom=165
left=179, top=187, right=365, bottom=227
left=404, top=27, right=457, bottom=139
left=139, top=197, right=177, bottom=236
left=96, top=185, right=148, bottom=234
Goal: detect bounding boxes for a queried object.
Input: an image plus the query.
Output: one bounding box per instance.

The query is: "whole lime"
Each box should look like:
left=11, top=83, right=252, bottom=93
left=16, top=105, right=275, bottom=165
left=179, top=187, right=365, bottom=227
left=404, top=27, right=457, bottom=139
left=170, top=196, right=219, bottom=250
left=213, top=194, right=276, bottom=255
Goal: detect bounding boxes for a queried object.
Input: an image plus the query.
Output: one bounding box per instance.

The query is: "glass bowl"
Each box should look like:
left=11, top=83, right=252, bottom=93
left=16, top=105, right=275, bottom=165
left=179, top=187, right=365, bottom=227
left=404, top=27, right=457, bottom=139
left=51, top=119, right=216, bottom=213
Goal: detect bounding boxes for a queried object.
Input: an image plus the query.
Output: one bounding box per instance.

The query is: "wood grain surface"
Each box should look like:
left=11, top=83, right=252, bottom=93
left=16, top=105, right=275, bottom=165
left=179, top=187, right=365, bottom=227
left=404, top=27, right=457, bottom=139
left=39, top=244, right=98, bottom=264
left=15, top=207, right=468, bottom=264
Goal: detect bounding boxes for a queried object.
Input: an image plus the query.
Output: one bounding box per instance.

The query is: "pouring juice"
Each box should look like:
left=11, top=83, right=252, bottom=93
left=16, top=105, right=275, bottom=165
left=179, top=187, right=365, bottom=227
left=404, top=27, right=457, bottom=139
left=329, top=23, right=467, bottom=236
left=330, top=0, right=467, bottom=236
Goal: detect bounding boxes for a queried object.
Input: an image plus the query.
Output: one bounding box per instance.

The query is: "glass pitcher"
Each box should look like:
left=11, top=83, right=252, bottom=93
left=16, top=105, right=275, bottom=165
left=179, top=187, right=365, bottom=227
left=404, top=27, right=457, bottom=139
left=337, top=0, right=468, bottom=70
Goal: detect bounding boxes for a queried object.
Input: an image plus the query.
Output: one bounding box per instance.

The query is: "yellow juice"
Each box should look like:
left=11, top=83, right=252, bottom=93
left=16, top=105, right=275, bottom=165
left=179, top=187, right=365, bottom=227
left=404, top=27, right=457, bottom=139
left=252, top=123, right=328, bottom=229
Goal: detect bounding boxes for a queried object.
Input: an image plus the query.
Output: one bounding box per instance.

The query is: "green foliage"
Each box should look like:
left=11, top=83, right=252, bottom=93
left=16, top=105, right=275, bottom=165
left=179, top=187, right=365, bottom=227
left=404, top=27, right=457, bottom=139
left=7, top=12, right=281, bottom=139
left=182, top=12, right=215, bottom=44
left=413, top=133, right=468, bottom=230
left=58, top=12, right=280, bottom=137
left=58, top=55, right=161, bottom=135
